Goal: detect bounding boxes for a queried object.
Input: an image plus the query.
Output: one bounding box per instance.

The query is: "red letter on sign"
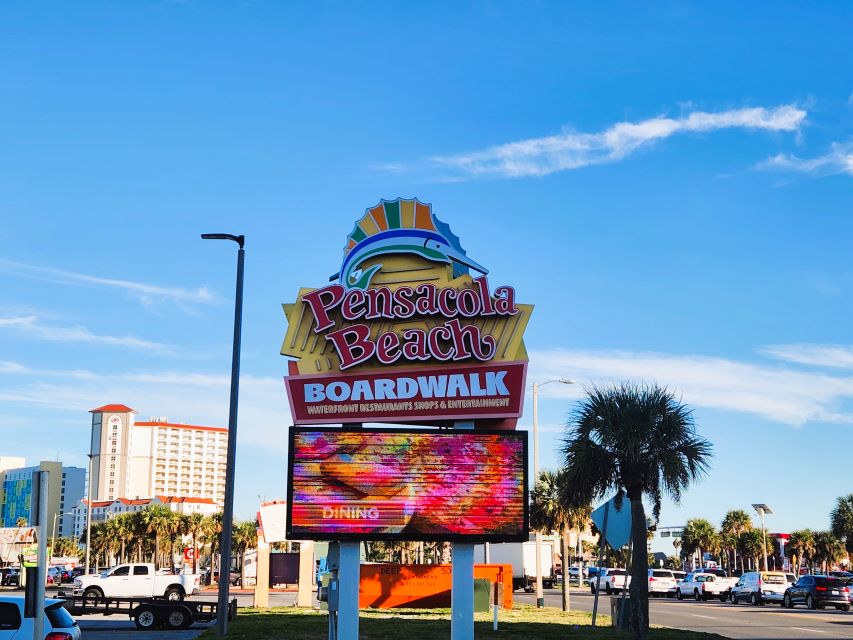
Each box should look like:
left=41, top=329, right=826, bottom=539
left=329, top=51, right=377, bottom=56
left=326, top=324, right=375, bottom=369
left=302, top=285, right=345, bottom=332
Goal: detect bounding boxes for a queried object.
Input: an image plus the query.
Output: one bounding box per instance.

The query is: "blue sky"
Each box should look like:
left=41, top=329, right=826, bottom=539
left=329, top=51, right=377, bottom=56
left=1, top=2, right=852, bottom=552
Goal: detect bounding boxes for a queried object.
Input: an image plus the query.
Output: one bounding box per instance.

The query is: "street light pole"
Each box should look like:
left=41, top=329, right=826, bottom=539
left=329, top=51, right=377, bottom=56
left=752, top=504, right=773, bottom=572
left=202, top=233, right=245, bottom=637
left=84, top=454, right=93, bottom=575
left=532, top=378, right=575, bottom=609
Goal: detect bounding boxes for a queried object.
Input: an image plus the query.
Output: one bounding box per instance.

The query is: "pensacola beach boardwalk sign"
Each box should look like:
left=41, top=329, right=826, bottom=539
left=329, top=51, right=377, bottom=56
left=280, top=198, right=532, bottom=640
left=281, top=197, right=532, bottom=428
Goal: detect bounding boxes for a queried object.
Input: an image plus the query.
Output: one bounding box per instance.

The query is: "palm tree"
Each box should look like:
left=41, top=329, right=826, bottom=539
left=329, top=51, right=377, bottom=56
left=200, top=513, right=224, bottom=583
left=813, top=531, right=845, bottom=573
left=739, top=528, right=770, bottom=571
left=830, top=495, right=853, bottom=561
left=529, top=469, right=591, bottom=611
left=186, top=512, right=206, bottom=574
left=231, top=520, right=258, bottom=584
left=140, top=504, right=174, bottom=570
left=165, top=513, right=189, bottom=573
left=787, top=529, right=816, bottom=574
left=561, top=383, right=712, bottom=640
left=112, top=515, right=134, bottom=563
left=721, top=510, right=752, bottom=573
left=680, top=519, right=718, bottom=570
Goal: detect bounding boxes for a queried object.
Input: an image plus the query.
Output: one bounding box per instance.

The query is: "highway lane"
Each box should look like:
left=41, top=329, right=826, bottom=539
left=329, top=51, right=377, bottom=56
left=516, top=588, right=853, bottom=639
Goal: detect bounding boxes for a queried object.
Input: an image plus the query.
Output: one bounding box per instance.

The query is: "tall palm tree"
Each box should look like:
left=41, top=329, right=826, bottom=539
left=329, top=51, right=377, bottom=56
left=201, top=513, right=224, bottom=583
left=680, top=519, right=718, bottom=570
left=830, top=495, right=853, bottom=561
left=738, top=528, right=771, bottom=571
left=186, top=512, right=206, bottom=574
left=530, top=469, right=591, bottom=612
left=140, top=504, right=174, bottom=570
left=787, top=529, right=816, bottom=573
left=231, top=520, right=258, bottom=583
left=813, top=531, right=845, bottom=573
left=166, top=513, right=189, bottom=573
left=561, top=383, right=712, bottom=640
left=721, top=509, right=752, bottom=573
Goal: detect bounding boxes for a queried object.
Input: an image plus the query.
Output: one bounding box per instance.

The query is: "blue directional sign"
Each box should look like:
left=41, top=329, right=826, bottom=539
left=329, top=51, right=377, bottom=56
left=590, top=496, right=633, bottom=550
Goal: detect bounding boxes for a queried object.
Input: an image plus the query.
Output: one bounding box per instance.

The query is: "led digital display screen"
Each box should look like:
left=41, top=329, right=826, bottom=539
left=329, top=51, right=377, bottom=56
left=286, top=427, right=528, bottom=542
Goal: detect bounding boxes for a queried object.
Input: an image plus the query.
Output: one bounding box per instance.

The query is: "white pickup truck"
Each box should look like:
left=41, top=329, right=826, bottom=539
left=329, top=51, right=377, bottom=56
left=676, top=571, right=733, bottom=601
left=590, top=568, right=631, bottom=594
left=73, top=563, right=200, bottom=601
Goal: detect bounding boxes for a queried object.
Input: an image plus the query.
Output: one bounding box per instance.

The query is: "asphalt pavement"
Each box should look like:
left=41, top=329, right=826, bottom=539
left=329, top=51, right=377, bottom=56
left=516, top=587, right=853, bottom=639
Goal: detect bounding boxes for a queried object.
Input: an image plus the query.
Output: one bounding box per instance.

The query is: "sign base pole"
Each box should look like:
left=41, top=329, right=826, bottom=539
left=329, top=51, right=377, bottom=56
left=451, top=419, right=475, bottom=640
left=337, top=541, right=360, bottom=640
left=451, top=542, right=474, bottom=640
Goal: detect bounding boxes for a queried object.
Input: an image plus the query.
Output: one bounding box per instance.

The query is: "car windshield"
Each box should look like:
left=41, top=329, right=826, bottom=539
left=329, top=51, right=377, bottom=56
left=46, top=604, right=75, bottom=629
left=763, top=574, right=785, bottom=584
left=696, top=575, right=715, bottom=582
left=608, top=570, right=626, bottom=576
left=652, top=571, right=672, bottom=578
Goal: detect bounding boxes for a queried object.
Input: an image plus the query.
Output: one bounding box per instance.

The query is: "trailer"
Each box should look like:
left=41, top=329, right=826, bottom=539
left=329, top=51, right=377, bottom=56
left=59, top=591, right=236, bottom=631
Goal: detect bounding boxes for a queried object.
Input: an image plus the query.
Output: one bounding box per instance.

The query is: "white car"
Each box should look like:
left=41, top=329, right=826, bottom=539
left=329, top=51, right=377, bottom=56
left=730, top=571, right=789, bottom=605
left=0, top=596, right=81, bottom=640
left=568, top=566, right=588, bottom=584
left=676, top=572, right=729, bottom=601
left=590, top=568, right=630, bottom=594
left=648, top=569, right=677, bottom=596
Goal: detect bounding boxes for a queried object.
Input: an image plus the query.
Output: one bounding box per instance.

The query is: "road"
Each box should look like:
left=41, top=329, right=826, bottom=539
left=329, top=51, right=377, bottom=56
left=516, top=587, right=853, bottom=639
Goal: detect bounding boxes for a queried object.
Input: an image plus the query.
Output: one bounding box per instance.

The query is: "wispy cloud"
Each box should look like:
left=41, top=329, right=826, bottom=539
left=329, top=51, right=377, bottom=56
left=0, top=259, right=219, bottom=308
left=760, top=343, right=853, bottom=369
left=0, top=363, right=290, bottom=452
left=0, top=315, right=168, bottom=352
left=758, top=142, right=853, bottom=177
left=427, top=104, right=806, bottom=179
left=529, top=348, right=853, bottom=427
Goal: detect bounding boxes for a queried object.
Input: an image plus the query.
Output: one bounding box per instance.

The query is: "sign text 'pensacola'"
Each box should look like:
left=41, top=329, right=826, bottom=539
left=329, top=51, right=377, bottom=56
left=302, top=276, right=516, bottom=369
left=285, top=361, right=526, bottom=424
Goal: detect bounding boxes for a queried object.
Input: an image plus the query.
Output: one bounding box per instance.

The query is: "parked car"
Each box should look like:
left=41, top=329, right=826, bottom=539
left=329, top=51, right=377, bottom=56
left=590, top=568, right=630, bottom=595
left=567, top=566, right=588, bottom=584
left=0, top=596, right=81, bottom=639
left=730, top=571, right=788, bottom=605
left=0, top=568, right=19, bottom=587
left=676, top=572, right=729, bottom=601
left=783, top=575, right=850, bottom=611
left=648, top=569, right=677, bottom=597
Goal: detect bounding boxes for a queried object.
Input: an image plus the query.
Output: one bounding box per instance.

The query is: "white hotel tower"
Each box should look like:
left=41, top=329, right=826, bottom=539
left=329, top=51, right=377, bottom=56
left=89, top=404, right=227, bottom=504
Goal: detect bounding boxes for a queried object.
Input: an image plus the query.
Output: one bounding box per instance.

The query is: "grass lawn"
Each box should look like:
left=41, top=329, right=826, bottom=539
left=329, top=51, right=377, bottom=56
left=200, top=605, right=727, bottom=639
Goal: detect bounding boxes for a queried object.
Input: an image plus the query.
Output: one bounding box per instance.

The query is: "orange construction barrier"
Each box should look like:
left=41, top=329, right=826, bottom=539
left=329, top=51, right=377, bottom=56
left=359, top=563, right=513, bottom=609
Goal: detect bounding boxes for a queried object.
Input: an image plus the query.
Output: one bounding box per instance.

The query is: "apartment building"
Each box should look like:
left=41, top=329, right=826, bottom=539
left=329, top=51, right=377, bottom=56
left=0, top=461, right=85, bottom=537
left=89, top=404, right=227, bottom=505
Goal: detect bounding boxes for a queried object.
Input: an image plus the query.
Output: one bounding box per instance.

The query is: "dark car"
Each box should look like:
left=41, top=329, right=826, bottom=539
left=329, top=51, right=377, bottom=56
left=783, top=575, right=850, bottom=611
left=1, top=568, right=19, bottom=587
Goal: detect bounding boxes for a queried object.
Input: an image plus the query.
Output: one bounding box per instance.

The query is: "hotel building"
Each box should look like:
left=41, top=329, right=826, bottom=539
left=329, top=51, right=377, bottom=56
left=89, top=404, right=228, bottom=504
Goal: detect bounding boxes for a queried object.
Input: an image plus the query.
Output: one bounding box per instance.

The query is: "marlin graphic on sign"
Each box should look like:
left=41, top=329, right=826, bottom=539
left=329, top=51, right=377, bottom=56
left=330, top=198, right=488, bottom=290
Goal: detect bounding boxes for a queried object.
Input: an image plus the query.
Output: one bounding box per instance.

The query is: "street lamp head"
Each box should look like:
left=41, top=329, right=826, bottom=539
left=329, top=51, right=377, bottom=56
left=557, top=378, right=576, bottom=385
left=201, top=233, right=245, bottom=248
left=752, top=503, right=773, bottom=515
